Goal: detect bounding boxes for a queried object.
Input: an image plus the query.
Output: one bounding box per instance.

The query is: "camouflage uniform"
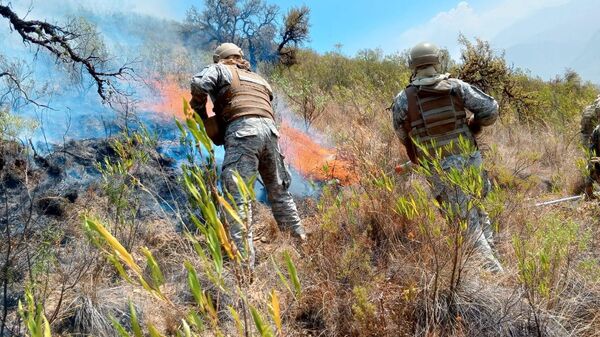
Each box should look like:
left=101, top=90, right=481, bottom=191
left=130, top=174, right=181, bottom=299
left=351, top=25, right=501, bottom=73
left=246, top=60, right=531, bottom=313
left=580, top=96, right=600, bottom=147
left=580, top=97, right=600, bottom=198
left=584, top=125, right=600, bottom=197
left=392, top=75, right=503, bottom=272
left=191, top=63, right=305, bottom=266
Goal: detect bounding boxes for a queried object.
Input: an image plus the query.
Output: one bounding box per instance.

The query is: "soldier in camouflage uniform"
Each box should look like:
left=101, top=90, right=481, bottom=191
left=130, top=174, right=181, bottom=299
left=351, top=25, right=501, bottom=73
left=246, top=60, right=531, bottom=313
left=580, top=96, right=600, bottom=198
left=190, top=43, right=306, bottom=267
left=391, top=42, right=503, bottom=273
left=580, top=96, right=600, bottom=147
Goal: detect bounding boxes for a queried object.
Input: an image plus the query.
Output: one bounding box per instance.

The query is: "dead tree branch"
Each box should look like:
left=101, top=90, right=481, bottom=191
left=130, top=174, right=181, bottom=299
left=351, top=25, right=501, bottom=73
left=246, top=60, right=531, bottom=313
left=0, top=4, right=133, bottom=103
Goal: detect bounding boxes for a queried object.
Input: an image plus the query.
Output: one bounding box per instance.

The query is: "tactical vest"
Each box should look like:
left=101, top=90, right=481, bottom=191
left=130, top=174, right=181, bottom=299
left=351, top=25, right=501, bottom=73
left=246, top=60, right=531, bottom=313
left=403, top=80, right=476, bottom=162
left=214, top=65, right=275, bottom=123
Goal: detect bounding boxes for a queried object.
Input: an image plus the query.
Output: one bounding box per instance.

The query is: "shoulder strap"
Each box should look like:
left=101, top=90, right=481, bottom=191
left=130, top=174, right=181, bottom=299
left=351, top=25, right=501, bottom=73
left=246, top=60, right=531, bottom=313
left=404, top=86, right=420, bottom=127
left=403, top=86, right=420, bottom=163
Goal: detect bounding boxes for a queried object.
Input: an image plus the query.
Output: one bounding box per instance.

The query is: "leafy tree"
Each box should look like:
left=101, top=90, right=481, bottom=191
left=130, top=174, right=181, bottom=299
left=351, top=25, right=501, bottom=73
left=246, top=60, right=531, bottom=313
left=454, top=35, right=538, bottom=123
left=277, top=6, right=310, bottom=66
left=455, top=35, right=598, bottom=126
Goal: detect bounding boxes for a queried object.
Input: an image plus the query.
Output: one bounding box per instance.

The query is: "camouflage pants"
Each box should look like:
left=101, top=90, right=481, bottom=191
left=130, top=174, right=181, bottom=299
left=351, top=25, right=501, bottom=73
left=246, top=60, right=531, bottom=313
left=430, top=152, right=503, bottom=273
left=584, top=160, right=600, bottom=197
left=221, top=116, right=304, bottom=266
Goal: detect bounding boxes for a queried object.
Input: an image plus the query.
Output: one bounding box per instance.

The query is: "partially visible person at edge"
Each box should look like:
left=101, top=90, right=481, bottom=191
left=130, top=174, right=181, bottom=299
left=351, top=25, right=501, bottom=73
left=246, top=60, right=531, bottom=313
left=391, top=42, right=503, bottom=273
left=580, top=95, right=600, bottom=199
left=189, top=42, right=307, bottom=267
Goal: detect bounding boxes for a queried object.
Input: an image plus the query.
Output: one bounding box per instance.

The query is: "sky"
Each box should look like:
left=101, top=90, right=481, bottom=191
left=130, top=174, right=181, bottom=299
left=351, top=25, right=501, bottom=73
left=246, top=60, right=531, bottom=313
left=4, top=0, right=600, bottom=82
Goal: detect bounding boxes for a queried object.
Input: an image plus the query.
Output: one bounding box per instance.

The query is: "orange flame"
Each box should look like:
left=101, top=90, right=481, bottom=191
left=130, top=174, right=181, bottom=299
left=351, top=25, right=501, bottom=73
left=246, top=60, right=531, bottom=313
left=145, top=76, right=213, bottom=119
left=148, top=77, right=355, bottom=184
left=279, top=122, right=356, bottom=184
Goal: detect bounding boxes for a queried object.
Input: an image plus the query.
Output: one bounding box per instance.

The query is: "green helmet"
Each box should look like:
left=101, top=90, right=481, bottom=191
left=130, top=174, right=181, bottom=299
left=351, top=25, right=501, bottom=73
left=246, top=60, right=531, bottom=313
left=408, top=42, right=440, bottom=69
left=213, top=43, right=244, bottom=63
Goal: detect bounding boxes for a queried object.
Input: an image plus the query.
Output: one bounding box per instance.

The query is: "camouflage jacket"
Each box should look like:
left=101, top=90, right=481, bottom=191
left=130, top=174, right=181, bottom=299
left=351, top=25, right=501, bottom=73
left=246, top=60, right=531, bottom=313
left=580, top=98, right=600, bottom=146
left=391, top=77, right=499, bottom=145
left=590, top=125, right=600, bottom=156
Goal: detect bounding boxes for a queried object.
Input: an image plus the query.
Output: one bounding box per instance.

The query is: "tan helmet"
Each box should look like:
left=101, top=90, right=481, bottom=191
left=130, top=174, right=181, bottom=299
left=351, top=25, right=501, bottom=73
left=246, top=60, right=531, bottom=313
left=408, top=42, right=440, bottom=69
left=213, top=43, right=244, bottom=63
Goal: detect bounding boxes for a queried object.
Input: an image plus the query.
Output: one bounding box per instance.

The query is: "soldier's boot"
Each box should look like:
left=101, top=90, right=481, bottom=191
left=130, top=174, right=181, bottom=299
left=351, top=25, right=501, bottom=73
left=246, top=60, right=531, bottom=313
left=279, top=221, right=307, bottom=241
left=482, top=256, right=504, bottom=274
left=468, top=209, right=504, bottom=273
left=471, top=229, right=504, bottom=273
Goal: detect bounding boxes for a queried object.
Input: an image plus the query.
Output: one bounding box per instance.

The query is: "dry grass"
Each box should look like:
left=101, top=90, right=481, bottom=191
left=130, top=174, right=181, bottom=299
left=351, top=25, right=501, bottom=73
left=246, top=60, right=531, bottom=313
left=6, top=96, right=600, bottom=337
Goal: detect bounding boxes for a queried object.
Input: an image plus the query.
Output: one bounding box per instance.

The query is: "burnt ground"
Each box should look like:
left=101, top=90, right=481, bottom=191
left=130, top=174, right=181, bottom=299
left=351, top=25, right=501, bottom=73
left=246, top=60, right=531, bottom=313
left=0, top=137, right=188, bottom=335
left=0, top=137, right=318, bottom=336
left=1, top=138, right=186, bottom=228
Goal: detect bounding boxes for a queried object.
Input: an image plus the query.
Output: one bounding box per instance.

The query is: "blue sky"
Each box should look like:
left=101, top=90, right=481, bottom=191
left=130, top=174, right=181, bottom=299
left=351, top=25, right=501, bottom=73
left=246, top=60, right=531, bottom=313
left=267, top=0, right=490, bottom=54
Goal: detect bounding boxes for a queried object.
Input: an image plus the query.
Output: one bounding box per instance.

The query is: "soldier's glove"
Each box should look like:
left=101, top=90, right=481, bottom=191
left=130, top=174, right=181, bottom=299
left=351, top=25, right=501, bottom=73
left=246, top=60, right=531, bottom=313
left=467, top=116, right=483, bottom=135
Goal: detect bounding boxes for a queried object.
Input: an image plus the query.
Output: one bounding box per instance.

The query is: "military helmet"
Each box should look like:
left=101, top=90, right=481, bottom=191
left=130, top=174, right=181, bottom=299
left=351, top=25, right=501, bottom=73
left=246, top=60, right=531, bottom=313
left=408, top=42, right=440, bottom=69
left=213, top=43, right=244, bottom=63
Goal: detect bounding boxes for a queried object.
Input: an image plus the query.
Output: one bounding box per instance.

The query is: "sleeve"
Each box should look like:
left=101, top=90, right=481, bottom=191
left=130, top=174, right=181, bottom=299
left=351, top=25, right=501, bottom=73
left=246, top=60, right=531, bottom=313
left=581, top=105, right=598, bottom=145
left=190, top=65, right=220, bottom=119
left=456, top=80, right=498, bottom=127
left=191, top=65, right=221, bottom=94
left=590, top=126, right=600, bottom=155
left=391, top=90, right=409, bottom=144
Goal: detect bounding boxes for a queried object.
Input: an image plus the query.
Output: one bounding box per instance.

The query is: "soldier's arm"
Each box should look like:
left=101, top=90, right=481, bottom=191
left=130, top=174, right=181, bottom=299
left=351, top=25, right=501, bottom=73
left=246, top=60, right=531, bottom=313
left=455, top=80, right=498, bottom=127
left=190, top=65, right=230, bottom=119
left=391, top=91, right=409, bottom=145
left=580, top=105, right=597, bottom=144
left=589, top=126, right=600, bottom=156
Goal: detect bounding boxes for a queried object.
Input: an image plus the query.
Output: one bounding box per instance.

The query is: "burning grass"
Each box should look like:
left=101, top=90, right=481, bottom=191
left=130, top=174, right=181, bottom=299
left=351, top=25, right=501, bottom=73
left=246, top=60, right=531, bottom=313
left=147, top=76, right=357, bottom=185
left=279, top=120, right=357, bottom=185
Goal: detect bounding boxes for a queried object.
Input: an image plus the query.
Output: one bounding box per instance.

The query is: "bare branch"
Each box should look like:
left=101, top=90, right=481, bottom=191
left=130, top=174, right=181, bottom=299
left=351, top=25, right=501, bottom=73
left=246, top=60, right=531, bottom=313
left=0, top=4, right=133, bottom=103
left=0, top=70, right=51, bottom=109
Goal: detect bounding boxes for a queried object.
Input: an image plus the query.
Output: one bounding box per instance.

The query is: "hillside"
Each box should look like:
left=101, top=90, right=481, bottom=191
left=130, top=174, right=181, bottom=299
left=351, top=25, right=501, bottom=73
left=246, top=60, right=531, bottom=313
left=492, top=0, right=600, bottom=83
left=1, top=4, right=600, bottom=337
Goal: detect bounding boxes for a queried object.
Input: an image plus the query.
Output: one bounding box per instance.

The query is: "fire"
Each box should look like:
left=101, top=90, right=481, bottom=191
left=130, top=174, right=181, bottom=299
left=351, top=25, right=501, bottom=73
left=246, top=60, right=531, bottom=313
left=145, top=76, right=213, bottom=119
left=148, top=77, right=355, bottom=184
left=279, top=122, right=356, bottom=184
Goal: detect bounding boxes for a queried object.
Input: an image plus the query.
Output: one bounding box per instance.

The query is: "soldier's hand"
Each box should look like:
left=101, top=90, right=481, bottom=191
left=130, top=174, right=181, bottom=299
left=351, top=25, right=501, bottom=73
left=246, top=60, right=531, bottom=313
left=395, top=161, right=413, bottom=175
left=395, top=164, right=405, bottom=175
